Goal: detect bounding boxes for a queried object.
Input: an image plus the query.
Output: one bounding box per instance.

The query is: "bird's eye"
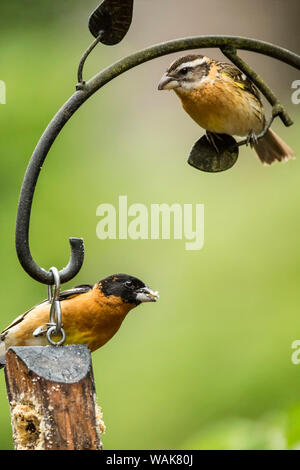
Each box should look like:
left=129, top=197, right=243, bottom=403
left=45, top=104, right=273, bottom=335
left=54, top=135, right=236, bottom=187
left=180, top=67, right=189, bottom=75
left=125, top=281, right=133, bottom=289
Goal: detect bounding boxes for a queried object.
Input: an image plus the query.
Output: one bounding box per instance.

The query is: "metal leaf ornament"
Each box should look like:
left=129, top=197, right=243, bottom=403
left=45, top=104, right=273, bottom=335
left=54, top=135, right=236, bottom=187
left=188, top=134, right=239, bottom=172
left=89, top=0, right=134, bottom=45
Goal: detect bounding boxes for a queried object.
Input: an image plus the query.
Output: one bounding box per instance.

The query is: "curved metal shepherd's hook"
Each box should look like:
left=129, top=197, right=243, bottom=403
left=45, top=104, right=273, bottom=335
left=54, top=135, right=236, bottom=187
left=15, top=3, right=300, bottom=285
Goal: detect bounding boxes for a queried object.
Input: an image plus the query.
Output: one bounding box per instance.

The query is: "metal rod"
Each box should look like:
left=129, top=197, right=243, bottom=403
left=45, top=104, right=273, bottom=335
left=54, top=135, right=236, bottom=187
left=77, top=33, right=103, bottom=85
left=86, top=36, right=300, bottom=91
left=15, top=92, right=85, bottom=284
left=16, top=35, right=300, bottom=285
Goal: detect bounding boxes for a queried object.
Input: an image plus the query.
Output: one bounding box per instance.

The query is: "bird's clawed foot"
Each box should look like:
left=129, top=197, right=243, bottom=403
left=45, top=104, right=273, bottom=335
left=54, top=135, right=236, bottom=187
left=246, top=131, right=258, bottom=148
left=206, top=131, right=224, bottom=153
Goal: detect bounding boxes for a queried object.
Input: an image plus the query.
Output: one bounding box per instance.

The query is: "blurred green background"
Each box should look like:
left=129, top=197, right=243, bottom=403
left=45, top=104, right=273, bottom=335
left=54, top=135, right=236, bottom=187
left=1, top=0, right=300, bottom=450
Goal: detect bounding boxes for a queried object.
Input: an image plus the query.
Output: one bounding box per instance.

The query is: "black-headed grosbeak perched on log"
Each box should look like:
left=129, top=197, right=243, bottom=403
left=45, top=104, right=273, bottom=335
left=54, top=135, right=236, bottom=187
left=158, top=54, right=295, bottom=164
left=0, top=274, right=158, bottom=368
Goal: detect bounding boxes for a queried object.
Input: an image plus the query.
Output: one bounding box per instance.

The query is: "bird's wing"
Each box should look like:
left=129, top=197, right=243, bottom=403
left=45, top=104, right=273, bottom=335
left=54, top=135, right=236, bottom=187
left=0, top=284, right=93, bottom=340
left=220, top=63, right=262, bottom=103
left=58, top=284, right=94, bottom=301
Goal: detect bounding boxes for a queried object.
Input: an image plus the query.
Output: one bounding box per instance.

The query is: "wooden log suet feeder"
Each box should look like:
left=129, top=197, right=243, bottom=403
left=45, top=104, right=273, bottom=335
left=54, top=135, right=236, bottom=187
left=4, top=345, right=104, bottom=450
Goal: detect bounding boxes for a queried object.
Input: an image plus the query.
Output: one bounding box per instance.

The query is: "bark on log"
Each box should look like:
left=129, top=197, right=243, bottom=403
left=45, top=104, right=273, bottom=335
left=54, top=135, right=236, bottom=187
left=4, top=345, right=103, bottom=450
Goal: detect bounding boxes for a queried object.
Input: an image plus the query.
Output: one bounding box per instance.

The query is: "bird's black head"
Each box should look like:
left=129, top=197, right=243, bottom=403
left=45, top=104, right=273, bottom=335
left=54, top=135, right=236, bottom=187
left=98, top=274, right=159, bottom=305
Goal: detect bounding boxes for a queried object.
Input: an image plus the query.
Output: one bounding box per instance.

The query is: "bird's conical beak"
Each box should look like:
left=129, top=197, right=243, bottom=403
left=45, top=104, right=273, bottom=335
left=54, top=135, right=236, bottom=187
left=158, top=73, right=179, bottom=90
left=136, top=286, right=159, bottom=303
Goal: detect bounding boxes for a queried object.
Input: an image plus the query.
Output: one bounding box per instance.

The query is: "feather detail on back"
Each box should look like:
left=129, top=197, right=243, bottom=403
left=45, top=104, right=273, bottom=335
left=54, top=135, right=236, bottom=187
left=219, top=63, right=262, bottom=103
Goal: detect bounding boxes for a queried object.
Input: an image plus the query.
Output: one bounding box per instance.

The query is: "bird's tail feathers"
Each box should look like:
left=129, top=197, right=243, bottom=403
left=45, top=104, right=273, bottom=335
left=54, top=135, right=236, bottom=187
left=254, top=128, right=295, bottom=165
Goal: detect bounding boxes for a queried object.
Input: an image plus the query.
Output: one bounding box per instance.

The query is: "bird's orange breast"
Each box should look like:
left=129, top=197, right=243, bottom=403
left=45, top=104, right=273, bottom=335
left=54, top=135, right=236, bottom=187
left=175, top=79, right=264, bottom=137
left=61, top=290, right=135, bottom=351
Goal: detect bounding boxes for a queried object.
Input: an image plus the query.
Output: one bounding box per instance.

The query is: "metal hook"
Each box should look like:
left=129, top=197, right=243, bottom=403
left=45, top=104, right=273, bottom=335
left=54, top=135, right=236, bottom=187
left=46, top=267, right=66, bottom=346
left=15, top=111, right=85, bottom=285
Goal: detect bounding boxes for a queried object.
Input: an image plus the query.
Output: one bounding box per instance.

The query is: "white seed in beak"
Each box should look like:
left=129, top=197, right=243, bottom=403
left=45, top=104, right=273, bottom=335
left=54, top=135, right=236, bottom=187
left=136, top=287, right=159, bottom=303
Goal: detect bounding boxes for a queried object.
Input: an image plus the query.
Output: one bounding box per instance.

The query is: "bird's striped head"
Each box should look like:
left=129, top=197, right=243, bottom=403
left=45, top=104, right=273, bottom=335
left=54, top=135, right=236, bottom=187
left=158, top=54, right=213, bottom=92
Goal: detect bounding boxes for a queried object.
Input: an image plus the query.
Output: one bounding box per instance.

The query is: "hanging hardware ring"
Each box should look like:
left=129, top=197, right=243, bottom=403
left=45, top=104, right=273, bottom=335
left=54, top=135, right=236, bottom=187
left=46, top=267, right=66, bottom=346
left=46, top=326, right=66, bottom=347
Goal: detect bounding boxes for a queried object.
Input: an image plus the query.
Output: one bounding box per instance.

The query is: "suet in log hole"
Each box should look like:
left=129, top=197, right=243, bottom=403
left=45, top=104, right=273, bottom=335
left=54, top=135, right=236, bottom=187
left=11, top=399, right=45, bottom=450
